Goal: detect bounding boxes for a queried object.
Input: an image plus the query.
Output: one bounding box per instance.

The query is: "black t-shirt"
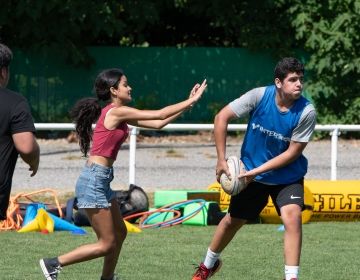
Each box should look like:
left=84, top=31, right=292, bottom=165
left=0, top=87, right=35, bottom=219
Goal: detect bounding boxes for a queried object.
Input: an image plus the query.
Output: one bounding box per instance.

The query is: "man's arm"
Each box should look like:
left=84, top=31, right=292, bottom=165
left=214, top=105, right=238, bottom=182
left=240, top=141, right=307, bottom=179
left=12, top=132, right=40, bottom=176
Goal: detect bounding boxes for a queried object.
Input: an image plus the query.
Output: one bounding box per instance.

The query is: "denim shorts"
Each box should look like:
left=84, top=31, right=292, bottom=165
left=75, top=162, right=116, bottom=209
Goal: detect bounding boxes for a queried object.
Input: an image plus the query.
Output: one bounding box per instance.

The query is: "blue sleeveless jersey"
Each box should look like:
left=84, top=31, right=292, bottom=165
left=241, top=85, right=310, bottom=184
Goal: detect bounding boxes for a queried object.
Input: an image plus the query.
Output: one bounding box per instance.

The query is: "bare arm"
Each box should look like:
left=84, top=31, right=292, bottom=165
left=12, top=132, right=40, bottom=176
left=130, top=83, right=203, bottom=129
left=131, top=111, right=184, bottom=129
left=239, top=141, right=307, bottom=181
left=106, top=80, right=207, bottom=129
left=214, top=105, right=238, bottom=182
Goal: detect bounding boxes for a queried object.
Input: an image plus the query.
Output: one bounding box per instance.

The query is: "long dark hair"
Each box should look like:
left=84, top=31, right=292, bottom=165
left=70, top=68, right=124, bottom=157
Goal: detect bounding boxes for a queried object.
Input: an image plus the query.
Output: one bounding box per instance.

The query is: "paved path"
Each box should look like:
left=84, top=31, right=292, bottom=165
left=12, top=138, right=360, bottom=194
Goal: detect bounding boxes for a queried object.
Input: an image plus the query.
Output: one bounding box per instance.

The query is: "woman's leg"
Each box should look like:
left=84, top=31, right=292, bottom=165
left=101, top=199, right=127, bottom=279
left=57, top=206, right=120, bottom=266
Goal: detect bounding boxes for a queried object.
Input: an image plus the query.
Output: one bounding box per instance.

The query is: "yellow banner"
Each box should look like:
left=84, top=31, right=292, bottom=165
left=208, top=180, right=360, bottom=223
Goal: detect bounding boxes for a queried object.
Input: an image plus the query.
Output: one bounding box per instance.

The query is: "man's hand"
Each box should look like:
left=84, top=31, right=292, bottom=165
left=238, top=170, right=256, bottom=186
left=12, top=132, right=40, bottom=176
left=27, top=156, right=39, bottom=176
left=216, top=158, right=231, bottom=183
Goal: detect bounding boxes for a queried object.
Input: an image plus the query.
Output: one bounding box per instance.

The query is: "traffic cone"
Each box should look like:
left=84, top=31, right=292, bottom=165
left=124, top=220, right=141, bottom=233
left=18, top=208, right=54, bottom=233
left=22, top=203, right=46, bottom=226
left=48, top=213, right=86, bottom=234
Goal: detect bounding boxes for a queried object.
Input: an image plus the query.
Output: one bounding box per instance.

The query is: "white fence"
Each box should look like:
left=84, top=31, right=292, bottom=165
left=35, top=123, right=360, bottom=184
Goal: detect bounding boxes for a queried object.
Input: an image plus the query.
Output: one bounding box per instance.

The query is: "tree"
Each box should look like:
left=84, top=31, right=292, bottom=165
left=0, top=0, right=159, bottom=66
left=288, top=0, right=360, bottom=125
left=1, top=0, right=359, bottom=127
left=0, top=0, right=295, bottom=65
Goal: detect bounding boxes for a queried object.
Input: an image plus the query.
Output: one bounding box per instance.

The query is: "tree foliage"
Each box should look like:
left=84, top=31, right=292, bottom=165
left=0, top=1, right=159, bottom=66
left=0, top=0, right=296, bottom=63
left=0, top=0, right=359, bottom=125
left=287, top=0, right=360, bottom=124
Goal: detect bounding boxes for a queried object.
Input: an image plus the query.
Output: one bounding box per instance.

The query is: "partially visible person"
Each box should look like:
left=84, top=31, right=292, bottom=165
left=40, top=68, right=207, bottom=280
left=192, top=57, right=316, bottom=280
left=0, top=43, right=40, bottom=221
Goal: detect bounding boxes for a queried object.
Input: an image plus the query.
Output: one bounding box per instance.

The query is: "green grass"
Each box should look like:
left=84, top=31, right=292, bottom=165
left=1, top=222, right=360, bottom=279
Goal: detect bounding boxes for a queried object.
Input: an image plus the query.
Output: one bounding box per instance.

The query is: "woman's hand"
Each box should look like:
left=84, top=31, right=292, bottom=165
left=189, top=79, right=207, bottom=105
left=189, top=84, right=200, bottom=98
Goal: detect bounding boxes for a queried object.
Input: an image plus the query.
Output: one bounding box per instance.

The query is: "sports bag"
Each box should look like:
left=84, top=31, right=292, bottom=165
left=65, top=184, right=149, bottom=226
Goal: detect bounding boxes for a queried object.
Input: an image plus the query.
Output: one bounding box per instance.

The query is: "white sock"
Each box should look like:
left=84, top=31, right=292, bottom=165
left=203, top=248, right=220, bottom=269
left=285, top=265, right=299, bottom=280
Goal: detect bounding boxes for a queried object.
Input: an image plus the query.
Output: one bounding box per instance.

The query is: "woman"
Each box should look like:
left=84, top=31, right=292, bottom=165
left=40, top=68, right=207, bottom=280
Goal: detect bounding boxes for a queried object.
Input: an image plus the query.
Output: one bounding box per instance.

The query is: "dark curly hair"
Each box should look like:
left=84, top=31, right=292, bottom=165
left=70, top=68, right=124, bottom=156
left=70, top=98, right=101, bottom=157
left=0, top=43, right=13, bottom=68
left=274, top=57, right=304, bottom=82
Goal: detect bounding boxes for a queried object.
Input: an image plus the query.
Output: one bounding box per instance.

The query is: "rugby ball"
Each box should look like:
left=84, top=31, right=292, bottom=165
left=220, top=156, right=246, bottom=196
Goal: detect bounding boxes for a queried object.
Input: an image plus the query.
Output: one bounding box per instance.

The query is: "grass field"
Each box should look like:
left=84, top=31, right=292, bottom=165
left=1, top=222, right=360, bottom=280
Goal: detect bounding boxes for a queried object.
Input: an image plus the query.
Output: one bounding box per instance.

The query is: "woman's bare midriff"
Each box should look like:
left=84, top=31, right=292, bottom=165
left=88, top=155, right=115, bottom=167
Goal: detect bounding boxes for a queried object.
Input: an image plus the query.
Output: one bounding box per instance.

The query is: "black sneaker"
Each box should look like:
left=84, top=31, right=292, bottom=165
left=39, top=258, right=62, bottom=280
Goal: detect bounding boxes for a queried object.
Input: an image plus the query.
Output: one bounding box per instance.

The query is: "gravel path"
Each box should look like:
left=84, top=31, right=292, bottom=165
left=12, top=137, right=360, bottom=194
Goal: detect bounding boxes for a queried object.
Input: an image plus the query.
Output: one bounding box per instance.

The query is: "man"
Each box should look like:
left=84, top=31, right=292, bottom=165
left=192, top=57, right=316, bottom=280
left=0, top=43, right=40, bottom=221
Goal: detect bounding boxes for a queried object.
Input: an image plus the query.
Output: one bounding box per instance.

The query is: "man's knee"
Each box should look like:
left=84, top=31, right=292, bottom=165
left=281, top=205, right=302, bottom=227
left=222, top=214, right=246, bottom=231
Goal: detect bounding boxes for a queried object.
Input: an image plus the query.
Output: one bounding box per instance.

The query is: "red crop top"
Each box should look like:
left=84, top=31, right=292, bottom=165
left=90, top=104, right=129, bottom=160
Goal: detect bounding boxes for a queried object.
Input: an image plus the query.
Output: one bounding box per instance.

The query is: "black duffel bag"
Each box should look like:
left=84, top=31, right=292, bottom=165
left=65, top=184, right=149, bottom=226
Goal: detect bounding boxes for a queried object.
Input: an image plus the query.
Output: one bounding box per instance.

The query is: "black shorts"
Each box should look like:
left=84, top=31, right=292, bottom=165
left=228, top=179, right=304, bottom=220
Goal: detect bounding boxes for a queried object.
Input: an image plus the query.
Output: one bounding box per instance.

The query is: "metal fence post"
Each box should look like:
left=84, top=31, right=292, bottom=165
left=330, top=127, right=340, bottom=181
left=129, top=127, right=138, bottom=185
